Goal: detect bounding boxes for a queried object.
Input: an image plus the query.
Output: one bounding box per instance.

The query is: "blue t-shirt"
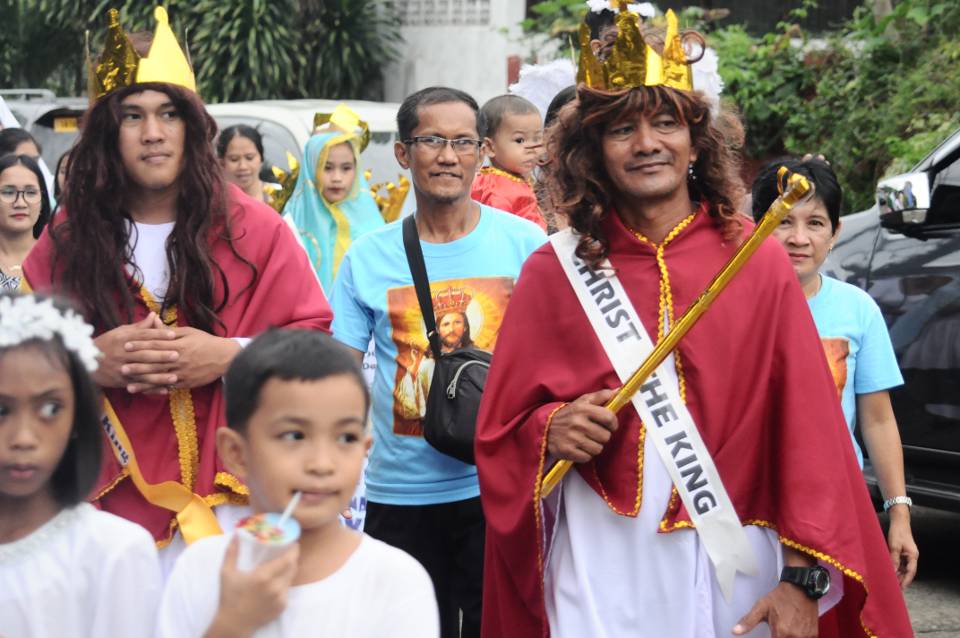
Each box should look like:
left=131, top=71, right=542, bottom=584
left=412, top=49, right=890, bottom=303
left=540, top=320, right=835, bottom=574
left=331, top=205, right=546, bottom=505
left=808, top=275, right=904, bottom=467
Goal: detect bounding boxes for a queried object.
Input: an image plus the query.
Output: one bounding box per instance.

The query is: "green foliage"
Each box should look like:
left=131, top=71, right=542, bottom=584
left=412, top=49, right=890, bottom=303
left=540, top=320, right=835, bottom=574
left=191, top=0, right=305, bottom=103
left=710, top=24, right=815, bottom=159
left=0, top=0, right=19, bottom=87
left=298, top=0, right=402, bottom=101
left=520, top=0, right=586, bottom=58
left=3, top=0, right=403, bottom=102
left=710, top=0, right=960, bottom=211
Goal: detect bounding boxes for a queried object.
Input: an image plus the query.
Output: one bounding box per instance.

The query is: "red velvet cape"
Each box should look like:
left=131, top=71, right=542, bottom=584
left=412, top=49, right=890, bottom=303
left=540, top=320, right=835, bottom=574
left=476, top=210, right=912, bottom=637
left=23, top=184, right=333, bottom=543
left=471, top=168, right=547, bottom=231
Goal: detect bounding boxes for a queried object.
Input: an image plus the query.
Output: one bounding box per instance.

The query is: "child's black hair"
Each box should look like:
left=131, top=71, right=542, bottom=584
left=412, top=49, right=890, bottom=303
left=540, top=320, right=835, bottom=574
left=480, top=94, right=540, bottom=139
left=545, top=85, right=577, bottom=128
left=0, top=293, right=103, bottom=505
left=585, top=8, right=617, bottom=40
left=224, top=329, right=370, bottom=432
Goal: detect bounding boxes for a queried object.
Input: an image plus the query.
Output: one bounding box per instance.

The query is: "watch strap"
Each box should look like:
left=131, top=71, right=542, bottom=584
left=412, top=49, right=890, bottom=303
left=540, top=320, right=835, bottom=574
left=882, top=495, right=912, bottom=511
left=780, top=566, right=829, bottom=600
left=780, top=566, right=808, bottom=588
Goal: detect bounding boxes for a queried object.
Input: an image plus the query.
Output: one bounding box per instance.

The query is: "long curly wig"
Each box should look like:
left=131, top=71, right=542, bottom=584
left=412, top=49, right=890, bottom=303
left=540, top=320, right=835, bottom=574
left=50, top=82, right=256, bottom=333
left=542, top=84, right=746, bottom=268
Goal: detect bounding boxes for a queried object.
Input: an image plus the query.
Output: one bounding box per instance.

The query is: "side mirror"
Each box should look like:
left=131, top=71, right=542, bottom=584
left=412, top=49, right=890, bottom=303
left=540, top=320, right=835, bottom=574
left=877, top=171, right=931, bottom=229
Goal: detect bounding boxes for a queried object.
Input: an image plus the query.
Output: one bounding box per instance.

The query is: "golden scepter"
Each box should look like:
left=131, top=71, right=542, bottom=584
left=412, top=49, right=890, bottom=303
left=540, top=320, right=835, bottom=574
left=540, top=168, right=813, bottom=497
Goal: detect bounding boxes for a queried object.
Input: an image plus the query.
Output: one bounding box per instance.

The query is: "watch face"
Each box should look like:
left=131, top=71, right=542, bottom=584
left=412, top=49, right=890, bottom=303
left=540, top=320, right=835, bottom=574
left=811, top=568, right=831, bottom=596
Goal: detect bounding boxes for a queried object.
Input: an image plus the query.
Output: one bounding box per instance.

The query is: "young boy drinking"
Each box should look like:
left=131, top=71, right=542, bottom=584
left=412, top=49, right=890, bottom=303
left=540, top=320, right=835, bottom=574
left=156, top=329, right=438, bottom=638
left=470, top=94, right=547, bottom=230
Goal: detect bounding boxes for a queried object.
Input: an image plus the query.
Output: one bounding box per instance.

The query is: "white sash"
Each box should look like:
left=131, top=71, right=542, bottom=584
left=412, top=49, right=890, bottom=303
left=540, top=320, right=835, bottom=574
left=550, top=228, right=756, bottom=601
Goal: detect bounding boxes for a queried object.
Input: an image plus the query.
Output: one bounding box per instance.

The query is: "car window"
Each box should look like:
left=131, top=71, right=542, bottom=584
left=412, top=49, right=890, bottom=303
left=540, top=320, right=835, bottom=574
left=930, top=153, right=960, bottom=225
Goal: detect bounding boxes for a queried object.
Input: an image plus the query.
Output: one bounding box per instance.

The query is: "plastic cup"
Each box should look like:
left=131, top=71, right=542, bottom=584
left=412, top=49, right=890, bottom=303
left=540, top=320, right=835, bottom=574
left=235, top=512, right=301, bottom=572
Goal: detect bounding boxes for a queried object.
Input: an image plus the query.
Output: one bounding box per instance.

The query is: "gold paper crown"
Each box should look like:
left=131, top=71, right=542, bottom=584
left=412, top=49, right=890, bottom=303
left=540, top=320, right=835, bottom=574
left=577, top=2, right=695, bottom=92
left=314, top=105, right=371, bottom=153
left=268, top=151, right=300, bottom=213
left=87, top=6, right=197, bottom=102
left=433, top=287, right=472, bottom=316
left=365, top=171, right=410, bottom=224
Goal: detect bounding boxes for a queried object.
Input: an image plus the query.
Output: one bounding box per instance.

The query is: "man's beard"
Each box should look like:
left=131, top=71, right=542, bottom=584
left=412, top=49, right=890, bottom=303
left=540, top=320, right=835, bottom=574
left=425, top=190, right=464, bottom=206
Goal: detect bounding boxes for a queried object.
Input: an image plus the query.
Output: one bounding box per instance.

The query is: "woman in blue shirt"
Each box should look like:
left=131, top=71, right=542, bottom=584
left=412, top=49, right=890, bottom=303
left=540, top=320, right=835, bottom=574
left=752, top=158, right=919, bottom=589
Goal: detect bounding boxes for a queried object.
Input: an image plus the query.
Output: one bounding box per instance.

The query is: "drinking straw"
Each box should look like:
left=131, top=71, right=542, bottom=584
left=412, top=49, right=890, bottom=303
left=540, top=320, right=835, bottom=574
left=277, top=491, right=302, bottom=527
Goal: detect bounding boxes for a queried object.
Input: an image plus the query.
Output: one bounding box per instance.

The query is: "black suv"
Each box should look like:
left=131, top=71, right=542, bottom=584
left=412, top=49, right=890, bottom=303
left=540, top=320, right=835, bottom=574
left=827, top=128, right=960, bottom=512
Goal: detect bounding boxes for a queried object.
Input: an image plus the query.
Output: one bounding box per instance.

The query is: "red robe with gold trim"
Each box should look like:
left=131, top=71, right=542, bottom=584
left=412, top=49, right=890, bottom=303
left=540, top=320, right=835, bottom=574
left=471, top=167, right=547, bottom=231
left=475, top=210, right=912, bottom=637
left=23, top=184, right=333, bottom=543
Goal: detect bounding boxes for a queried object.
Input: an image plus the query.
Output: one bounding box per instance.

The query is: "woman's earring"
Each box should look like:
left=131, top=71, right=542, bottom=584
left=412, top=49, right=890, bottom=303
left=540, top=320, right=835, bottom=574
left=688, top=162, right=697, bottom=181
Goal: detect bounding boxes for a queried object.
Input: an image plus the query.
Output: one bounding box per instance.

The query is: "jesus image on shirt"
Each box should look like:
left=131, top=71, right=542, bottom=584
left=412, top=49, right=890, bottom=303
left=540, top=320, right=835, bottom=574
left=388, top=277, right=512, bottom=436
left=820, top=336, right=850, bottom=397
left=437, top=309, right=474, bottom=352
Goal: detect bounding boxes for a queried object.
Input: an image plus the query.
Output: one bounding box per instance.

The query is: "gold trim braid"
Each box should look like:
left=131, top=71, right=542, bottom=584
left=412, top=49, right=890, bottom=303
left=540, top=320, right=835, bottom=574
left=139, top=287, right=200, bottom=492
left=215, top=471, right=249, bottom=496
left=624, top=212, right=696, bottom=522
left=479, top=166, right=533, bottom=186
left=534, top=402, right=567, bottom=622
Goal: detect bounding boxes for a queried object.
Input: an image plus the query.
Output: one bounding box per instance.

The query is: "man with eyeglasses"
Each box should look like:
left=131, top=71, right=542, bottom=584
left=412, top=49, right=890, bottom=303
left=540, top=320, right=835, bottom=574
left=330, top=86, right=546, bottom=638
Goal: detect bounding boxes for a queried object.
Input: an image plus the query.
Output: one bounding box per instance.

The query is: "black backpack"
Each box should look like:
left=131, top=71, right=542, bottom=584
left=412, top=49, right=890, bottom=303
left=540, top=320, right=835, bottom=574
left=402, top=215, right=490, bottom=465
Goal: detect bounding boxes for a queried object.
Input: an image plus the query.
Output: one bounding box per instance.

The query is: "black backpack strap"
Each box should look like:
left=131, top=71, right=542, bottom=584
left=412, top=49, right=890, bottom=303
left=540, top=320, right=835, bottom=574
left=402, top=215, right=443, bottom=360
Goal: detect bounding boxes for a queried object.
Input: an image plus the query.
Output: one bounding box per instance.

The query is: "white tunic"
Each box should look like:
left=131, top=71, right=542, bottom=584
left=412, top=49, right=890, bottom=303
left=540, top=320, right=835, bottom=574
left=544, top=433, right=842, bottom=638
left=156, top=533, right=439, bottom=638
left=128, top=220, right=175, bottom=300
left=0, top=503, right=162, bottom=638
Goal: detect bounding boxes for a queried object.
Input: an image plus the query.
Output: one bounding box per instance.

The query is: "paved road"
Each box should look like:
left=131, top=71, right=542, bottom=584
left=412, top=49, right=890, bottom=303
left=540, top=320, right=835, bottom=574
left=882, top=506, right=960, bottom=636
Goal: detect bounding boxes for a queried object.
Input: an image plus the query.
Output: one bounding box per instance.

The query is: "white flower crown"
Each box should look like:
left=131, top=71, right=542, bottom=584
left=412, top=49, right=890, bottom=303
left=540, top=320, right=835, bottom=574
left=0, top=296, right=101, bottom=372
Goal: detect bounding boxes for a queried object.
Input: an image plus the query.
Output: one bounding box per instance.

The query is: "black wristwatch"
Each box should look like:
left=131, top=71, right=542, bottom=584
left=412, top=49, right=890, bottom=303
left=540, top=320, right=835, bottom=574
left=780, top=566, right=831, bottom=600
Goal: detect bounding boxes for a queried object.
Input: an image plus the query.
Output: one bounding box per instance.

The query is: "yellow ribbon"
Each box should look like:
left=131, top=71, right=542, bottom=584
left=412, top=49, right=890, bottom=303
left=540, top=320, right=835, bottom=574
left=101, top=399, right=221, bottom=544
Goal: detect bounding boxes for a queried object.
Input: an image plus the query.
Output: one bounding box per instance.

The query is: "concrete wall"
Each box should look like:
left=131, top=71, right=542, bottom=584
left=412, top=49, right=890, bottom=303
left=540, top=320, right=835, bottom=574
left=384, top=0, right=529, bottom=106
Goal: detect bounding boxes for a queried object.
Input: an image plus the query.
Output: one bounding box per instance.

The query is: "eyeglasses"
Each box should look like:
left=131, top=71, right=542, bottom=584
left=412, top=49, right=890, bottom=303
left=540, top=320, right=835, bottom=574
left=404, top=136, right=482, bottom=155
left=0, top=187, right=42, bottom=204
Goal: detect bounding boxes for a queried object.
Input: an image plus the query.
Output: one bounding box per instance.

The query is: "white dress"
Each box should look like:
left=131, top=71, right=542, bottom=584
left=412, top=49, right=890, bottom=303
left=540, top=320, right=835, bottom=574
left=0, top=503, right=162, bottom=638
left=544, top=433, right=842, bottom=637
left=156, top=533, right=439, bottom=638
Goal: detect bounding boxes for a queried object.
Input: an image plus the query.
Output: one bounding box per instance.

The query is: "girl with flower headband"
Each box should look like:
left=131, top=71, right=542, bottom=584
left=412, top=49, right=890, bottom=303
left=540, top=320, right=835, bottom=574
left=0, top=292, right=161, bottom=636
left=281, top=105, right=384, bottom=294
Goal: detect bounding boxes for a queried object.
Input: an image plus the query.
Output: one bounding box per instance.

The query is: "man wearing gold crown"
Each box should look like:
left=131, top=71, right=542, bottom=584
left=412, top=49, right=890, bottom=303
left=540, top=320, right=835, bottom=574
left=475, top=5, right=912, bottom=638
left=22, top=8, right=332, bottom=563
